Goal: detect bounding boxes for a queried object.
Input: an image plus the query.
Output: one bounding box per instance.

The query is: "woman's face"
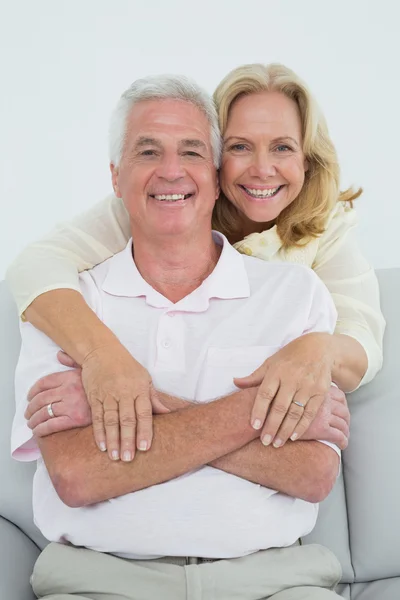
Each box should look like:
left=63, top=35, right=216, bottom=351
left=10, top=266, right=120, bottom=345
left=220, top=91, right=308, bottom=229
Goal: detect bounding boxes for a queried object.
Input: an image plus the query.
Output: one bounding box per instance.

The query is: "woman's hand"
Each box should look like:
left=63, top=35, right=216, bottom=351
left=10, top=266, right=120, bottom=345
left=28, top=346, right=157, bottom=462
left=78, top=344, right=158, bottom=462
left=25, top=352, right=171, bottom=453
left=234, top=333, right=335, bottom=447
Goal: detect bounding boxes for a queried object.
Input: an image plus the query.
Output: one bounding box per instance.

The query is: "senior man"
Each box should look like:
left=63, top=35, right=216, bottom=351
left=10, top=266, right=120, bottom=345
left=12, top=75, right=347, bottom=600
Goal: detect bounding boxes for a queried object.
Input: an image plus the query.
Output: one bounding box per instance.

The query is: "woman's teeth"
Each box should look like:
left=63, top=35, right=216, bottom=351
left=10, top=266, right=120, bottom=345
left=242, top=186, right=281, bottom=198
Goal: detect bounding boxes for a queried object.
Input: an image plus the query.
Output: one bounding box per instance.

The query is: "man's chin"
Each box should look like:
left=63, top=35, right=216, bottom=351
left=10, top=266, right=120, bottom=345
left=151, top=224, right=193, bottom=238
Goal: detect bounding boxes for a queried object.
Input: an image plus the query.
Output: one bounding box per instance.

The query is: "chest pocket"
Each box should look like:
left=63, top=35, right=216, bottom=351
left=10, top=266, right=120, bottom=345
left=196, top=345, right=281, bottom=403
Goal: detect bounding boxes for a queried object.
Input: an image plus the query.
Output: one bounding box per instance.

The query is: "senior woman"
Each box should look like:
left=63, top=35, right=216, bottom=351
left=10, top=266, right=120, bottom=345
left=7, top=63, right=385, bottom=462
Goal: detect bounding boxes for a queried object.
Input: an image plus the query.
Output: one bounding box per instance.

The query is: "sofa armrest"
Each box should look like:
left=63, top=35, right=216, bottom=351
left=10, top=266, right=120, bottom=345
left=0, top=515, right=40, bottom=600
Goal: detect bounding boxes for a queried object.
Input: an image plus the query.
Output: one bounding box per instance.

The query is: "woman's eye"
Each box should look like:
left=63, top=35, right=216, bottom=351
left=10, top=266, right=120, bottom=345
left=275, top=145, right=292, bottom=152
left=229, top=143, right=248, bottom=152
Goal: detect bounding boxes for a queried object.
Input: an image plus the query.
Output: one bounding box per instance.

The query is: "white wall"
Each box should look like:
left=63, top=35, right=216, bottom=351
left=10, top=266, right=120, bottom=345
left=1, top=0, right=399, bottom=279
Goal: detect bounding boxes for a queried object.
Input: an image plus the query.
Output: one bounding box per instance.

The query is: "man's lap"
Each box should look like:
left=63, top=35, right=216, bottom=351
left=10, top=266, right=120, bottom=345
left=32, top=542, right=342, bottom=600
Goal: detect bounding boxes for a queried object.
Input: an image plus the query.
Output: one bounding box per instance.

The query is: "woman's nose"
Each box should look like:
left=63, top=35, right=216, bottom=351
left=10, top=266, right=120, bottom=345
left=248, top=152, right=277, bottom=179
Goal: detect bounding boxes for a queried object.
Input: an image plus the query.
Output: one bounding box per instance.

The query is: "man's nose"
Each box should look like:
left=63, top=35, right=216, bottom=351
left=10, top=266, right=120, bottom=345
left=155, top=154, right=186, bottom=181
left=248, top=151, right=277, bottom=179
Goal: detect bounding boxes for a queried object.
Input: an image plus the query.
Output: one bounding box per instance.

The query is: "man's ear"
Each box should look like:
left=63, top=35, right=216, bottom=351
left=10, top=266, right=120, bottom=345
left=215, top=170, right=221, bottom=200
left=110, top=163, right=122, bottom=198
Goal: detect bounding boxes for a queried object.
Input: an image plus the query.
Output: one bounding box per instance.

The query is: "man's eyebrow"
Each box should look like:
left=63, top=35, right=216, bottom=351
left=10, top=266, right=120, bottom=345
left=179, top=139, right=208, bottom=151
left=134, top=137, right=163, bottom=148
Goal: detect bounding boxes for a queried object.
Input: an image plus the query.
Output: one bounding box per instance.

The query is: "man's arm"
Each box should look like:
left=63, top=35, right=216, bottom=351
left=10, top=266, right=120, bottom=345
left=209, top=439, right=338, bottom=504
left=151, top=389, right=341, bottom=503
left=38, top=387, right=259, bottom=507
left=37, top=385, right=339, bottom=508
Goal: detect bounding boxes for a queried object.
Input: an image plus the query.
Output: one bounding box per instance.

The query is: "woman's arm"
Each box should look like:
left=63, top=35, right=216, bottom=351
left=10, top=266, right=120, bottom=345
left=234, top=212, right=386, bottom=450
left=6, top=194, right=130, bottom=315
left=6, top=194, right=155, bottom=460
left=312, top=202, right=385, bottom=388
left=315, top=332, right=367, bottom=392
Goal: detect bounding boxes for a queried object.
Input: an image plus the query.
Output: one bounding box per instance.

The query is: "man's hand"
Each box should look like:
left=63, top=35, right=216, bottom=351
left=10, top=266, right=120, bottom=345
left=300, top=386, right=350, bottom=449
left=25, top=368, right=91, bottom=437
left=25, top=353, right=173, bottom=444
left=27, top=348, right=155, bottom=463
left=150, top=388, right=191, bottom=413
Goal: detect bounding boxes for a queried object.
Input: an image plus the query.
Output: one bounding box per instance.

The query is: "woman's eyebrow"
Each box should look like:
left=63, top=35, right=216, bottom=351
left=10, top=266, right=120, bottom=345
left=223, top=135, right=300, bottom=147
left=223, top=136, right=249, bottom=145
left=273, top=136, right=299, bottom=147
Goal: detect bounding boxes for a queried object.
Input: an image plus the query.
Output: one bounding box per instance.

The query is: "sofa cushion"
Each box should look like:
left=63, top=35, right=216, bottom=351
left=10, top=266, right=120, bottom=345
left=303, top=269, right=400, bottom=584
left=0, top=281, right=47, bottom=550
left=351, top=578, right=400, bottom=599
left=0, top=516, right=39, bottom=600
left=344, top=268, right=400, bottom=581
left=304, top=474, right=353, bottom=583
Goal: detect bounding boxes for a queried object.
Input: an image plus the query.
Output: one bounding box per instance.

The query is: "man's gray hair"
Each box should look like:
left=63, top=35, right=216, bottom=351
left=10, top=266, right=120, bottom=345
left=109, top=74, right=222, bottom=168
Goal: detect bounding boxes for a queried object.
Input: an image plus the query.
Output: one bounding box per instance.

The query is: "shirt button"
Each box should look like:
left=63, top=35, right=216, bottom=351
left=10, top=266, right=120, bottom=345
left=162, top=339, right=172, bottom=349
left=168, top=312, right=175, bottom=318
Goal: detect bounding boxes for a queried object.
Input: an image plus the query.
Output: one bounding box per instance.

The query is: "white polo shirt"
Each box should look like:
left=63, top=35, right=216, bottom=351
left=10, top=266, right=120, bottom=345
left=12, top=232, right=339, bottom=559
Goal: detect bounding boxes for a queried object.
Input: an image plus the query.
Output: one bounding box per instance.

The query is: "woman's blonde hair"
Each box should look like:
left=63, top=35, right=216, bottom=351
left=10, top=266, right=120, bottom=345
left=212, top=63, right=361, bottom=247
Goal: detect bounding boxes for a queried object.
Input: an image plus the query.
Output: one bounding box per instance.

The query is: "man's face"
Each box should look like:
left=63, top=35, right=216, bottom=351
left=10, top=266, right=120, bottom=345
left=111, top=99, right=220, bottom=239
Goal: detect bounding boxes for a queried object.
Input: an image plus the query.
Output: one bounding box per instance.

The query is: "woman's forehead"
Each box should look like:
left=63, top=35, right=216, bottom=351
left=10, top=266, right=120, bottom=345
left=226, top=91, right=302, bottom=138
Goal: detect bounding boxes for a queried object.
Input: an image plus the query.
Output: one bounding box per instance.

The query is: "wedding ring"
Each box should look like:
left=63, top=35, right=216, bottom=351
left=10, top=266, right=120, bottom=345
left=292, top=401, right=305, bottom=408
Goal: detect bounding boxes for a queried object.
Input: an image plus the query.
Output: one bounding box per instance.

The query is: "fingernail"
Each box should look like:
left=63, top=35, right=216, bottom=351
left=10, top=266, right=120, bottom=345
left=262, top=434, right=272, bottom=446
left=99, top=442, right=107, bottom=452
left=111, top=450, right=119, bottom=460
left=253, top=419, right=262, bottom=430
left=273, top=438, right=283, bottom=448
left=139, top=440, right=148, bottom=451
left=290, top=433, right=298, bottom=441
left=122, top=450, right=132, bottom=462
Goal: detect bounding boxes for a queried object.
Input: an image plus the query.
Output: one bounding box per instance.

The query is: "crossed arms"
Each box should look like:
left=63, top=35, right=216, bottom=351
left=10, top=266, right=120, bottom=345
left=37, top=384, right=339, bottom=508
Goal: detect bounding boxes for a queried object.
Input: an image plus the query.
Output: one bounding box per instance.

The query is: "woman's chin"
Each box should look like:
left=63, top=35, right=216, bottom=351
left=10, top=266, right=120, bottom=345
left=242, top=206, right=281, bottom=227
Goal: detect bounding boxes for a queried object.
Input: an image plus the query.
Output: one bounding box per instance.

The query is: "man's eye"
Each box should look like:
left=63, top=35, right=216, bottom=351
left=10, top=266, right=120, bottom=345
left=140, top=149, right=156, bottom=156
left=184, top=151, right=202, bottom=157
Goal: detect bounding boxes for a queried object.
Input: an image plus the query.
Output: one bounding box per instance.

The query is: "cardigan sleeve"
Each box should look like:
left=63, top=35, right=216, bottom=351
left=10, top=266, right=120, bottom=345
left=312, top=203, right=385, bottom=387
left=6, top=195, right=130, bottom=315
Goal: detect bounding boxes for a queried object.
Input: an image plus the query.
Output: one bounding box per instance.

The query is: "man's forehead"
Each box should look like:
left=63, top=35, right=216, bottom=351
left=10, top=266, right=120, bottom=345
left=127, top=98, right=211, bottom=141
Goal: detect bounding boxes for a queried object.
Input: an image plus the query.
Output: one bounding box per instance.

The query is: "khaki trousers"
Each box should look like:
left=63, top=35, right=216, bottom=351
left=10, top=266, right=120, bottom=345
left=31, top=542, right=342, bottom=600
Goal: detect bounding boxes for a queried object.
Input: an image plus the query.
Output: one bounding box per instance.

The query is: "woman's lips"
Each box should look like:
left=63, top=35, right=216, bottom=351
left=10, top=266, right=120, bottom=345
left=239, top=184, right=284, bottom=200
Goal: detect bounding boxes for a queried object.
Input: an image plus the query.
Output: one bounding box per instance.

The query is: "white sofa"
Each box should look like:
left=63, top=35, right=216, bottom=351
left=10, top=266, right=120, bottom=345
left=1, top=270, right=399, bottom=599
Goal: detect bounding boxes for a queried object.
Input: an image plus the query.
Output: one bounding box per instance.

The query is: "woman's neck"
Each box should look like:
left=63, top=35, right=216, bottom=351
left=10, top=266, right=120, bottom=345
left=229, top=216, right=275, bottom=243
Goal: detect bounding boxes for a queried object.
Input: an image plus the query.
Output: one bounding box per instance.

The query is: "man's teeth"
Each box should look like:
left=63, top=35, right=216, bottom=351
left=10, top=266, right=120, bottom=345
left=243, top=186, right=280, bottom=198
left=154, top=194, right=186, bottom=201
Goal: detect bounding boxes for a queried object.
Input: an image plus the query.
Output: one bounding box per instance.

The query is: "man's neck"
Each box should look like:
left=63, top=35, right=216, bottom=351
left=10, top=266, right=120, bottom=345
left=131, top=230, right=222, bottom=304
